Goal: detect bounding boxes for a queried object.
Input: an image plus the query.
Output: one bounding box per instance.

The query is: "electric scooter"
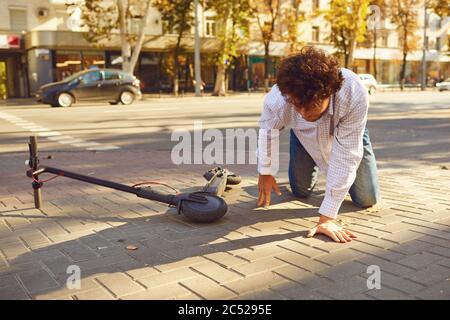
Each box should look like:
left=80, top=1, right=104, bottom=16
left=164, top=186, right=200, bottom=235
left=26, top=136, right=241, bottom=223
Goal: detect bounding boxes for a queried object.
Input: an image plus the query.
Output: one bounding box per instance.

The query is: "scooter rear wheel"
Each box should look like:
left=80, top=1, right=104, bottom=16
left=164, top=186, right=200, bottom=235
left=180, top=193, right=227, bottom=223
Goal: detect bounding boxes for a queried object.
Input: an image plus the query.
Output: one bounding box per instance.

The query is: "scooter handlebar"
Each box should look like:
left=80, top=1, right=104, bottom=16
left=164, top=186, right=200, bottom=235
left=28, top=136, right=42, bottom=209
left=135, top=187, right=176, bottom=205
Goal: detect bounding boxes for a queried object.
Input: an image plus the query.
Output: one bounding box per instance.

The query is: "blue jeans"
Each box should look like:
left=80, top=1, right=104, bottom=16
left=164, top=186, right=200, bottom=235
left=288, top=128, right=380, bottom=208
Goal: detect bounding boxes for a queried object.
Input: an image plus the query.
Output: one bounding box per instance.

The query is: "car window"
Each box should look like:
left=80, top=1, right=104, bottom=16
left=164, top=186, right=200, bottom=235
left=104, top=70, right=120, bottom=80
left=119, top=71, right=134, bottom=81
left=80, top=71, right=102, bottom=84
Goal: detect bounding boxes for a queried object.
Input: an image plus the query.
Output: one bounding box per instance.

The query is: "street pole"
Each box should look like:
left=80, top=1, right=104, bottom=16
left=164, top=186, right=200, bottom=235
left=420, top=0, right=428, bottom=91
left=373, top=29, right=376, bottom=78
left=194, top=0, right=202, bottom=97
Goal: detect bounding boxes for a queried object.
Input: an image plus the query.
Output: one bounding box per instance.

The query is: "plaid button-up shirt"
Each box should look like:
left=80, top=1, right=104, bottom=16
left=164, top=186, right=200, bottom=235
left=258, top=68, right=369, bottom=218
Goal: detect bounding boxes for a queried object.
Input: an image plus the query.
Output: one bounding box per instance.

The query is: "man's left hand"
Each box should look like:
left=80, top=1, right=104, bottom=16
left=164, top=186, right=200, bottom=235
left=307, top=215, right=357, bottom=243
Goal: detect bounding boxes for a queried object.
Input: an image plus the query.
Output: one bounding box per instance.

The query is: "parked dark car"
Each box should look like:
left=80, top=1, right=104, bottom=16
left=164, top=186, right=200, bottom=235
left=36, top=69, right=142, bottom=107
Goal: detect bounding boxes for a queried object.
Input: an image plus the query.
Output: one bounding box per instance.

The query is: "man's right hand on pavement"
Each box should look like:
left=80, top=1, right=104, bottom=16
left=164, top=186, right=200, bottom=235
left=257, top=174, right=282, bottom=207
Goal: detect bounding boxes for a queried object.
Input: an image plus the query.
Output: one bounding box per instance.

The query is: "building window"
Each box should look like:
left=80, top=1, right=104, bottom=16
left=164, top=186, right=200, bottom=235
left=55, top=50, right=105, bottom=81
left=9, top=8, right=27, bottom=32
left=312, top=26, right=320, bottom=42
left=56, top=51, right=82, bottom=81
left=312, top=0, right=320, bottom=11
left=435, top=37, right=441, bottom=50
left=205, top=17, right=216, bottom=37
left=130, top=18, right=142, bottom=35
left=82, top=51, right=105, bottom=70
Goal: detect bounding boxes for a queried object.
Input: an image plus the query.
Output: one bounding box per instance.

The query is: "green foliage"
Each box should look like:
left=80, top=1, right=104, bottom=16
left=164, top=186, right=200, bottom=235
left=66, top=0, right=116, bottom=44
left=153, top=0, right=194, bottom=75
left=361, top=0, right=386, bottom=47
left=430, top=0, right=449, bottom=17
left=250, top=0, right=282, bottom=81
left=67, top=0, right=148, bottom=45
left=282, top=0, right=305, bottom=53
left=389, top=0, right=421, bottom=88
left=389, top=0, right=420, bottom=53
left=321, top=0, right=370, bottom=66
left=153, top=0, right=194, bottom=38
left=252, top=0, right=282, bottom=46
left=206, top=0, right=251, bottom=68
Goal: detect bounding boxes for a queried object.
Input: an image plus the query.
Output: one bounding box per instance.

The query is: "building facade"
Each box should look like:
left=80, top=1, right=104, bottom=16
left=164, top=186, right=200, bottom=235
left=0, top=0, right=448, bottom=98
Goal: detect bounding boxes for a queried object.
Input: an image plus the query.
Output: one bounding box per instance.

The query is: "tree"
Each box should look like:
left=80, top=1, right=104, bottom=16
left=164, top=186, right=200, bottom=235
left=250, top=0, right=282, bottom=91
left=429, top=0, right=449, bottom=52
left=153, top=0, right=195, bottom=96
left=206, top=0, right=251, bottom=96
left=389, top=0, right=421, bottom=90
left=282, top=0, right=305, bottom=53
left=322, top=0, right=370, bottom=68
left=66, top=0, right=154, bottom=74
left=430, top=0, right=450, bottom=17
left=366, top=0, right=386, bottom=80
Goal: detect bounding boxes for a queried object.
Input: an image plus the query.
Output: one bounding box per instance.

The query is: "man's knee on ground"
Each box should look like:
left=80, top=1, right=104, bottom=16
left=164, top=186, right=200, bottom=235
left=354, top=194, right=378, bottom=208
left=291, top=186, right=312, bottom=198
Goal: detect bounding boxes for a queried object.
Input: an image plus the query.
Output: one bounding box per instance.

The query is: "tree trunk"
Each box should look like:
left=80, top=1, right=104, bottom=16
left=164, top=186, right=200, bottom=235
left=129, top=0, right=152, bottom=74
left=173, top=50, right=179, bottom=96
left=400, top=51, right=407, bottom=91
left=118, top=0, right=131, bottom=73
left=171, top=9, right=188, bottom=96
left=399, top=30, right=409, bottom=91
left=213, top=64, right=226, bottom=96
left=225, top=69, right=229, bottom=92
left=264, top=42, right=270, bottom=92
left=347, top=38, right=356, bottom=70
left=373, top=28, right=377, bottom=80
left=340, top=29, right=349, bottom=68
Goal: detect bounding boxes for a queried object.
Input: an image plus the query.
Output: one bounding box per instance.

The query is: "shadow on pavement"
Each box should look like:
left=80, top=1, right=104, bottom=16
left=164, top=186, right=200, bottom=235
left=0, top=179, right=365, bottom=299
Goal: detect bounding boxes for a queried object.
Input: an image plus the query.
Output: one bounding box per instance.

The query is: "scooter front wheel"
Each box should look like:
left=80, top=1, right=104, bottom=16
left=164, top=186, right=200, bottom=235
left=180, top=193, right=227, bottom=223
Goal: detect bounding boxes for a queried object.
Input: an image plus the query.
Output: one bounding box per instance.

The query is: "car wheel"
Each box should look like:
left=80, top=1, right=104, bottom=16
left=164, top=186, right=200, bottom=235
left=57, top=92, right=74, bottom=107
left=368, top=86, right=376, bottom=95
left=119, top=91, right=135, bottom=105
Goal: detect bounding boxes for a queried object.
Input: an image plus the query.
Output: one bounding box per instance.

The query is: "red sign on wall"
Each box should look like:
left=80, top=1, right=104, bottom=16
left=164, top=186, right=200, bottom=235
left=0, top=35, right=21, bottom=49
left=7, top=35, right=20, bottom=48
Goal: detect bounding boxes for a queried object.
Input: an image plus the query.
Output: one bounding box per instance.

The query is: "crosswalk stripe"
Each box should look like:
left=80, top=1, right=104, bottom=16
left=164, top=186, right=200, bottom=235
left=0, top=112, right=120, bottom=152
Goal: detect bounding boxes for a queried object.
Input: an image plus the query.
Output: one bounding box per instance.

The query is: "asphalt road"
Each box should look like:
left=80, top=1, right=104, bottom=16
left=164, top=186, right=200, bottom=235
left=1, top=91, right=449, bottom=170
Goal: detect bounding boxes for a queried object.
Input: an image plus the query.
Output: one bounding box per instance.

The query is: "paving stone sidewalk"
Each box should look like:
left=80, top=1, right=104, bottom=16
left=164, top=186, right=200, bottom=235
left=0, top=149, right=449, bottom=300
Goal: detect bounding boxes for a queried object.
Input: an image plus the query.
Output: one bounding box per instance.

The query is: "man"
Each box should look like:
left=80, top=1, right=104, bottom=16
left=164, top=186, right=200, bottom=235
left=257, top=46, right=380, bottom=243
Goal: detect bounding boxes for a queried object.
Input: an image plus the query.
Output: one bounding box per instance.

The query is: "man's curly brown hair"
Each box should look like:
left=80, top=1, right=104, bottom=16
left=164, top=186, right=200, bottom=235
left=277, top=46, right=343, bottom=109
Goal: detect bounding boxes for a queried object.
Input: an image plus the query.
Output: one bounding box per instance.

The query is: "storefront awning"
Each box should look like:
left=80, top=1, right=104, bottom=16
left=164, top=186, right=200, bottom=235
left=354, top=47, right=450, bottom=62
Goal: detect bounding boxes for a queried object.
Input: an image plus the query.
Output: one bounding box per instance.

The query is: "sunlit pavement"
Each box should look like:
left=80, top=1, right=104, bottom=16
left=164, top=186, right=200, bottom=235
left=0, top=91, right=449, bottom=299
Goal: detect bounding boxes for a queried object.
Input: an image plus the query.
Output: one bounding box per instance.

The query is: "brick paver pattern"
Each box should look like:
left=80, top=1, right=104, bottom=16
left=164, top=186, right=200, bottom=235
left=0, top=149, right=449, bottom=300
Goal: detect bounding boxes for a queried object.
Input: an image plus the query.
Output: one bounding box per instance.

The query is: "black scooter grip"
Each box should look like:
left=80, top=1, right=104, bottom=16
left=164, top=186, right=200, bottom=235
left=136, top=187, right=176, bottom=205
